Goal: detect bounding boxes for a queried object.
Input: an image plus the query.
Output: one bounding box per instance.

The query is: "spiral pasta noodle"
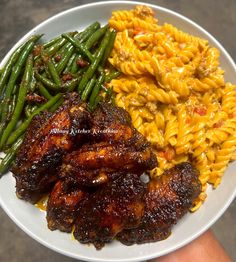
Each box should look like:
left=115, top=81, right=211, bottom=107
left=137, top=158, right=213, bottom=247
left=108, top=5, right=236, bottom=211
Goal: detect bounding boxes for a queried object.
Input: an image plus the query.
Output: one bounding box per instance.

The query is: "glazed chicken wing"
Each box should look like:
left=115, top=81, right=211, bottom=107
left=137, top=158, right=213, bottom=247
left=60, top=142, right=157, bottom=186
left=46, top=180, right=88, bottom=233
left=59, top=103, right=157, bottom=186
left=11, top=93, right=90, bottom=203
left=91, top=102, right=149, bottom=150
left=117, top=162, right=201, bottom=245
left=73, top=173, right=146, bottom=250
left=91, top=102, right=133, bottom=143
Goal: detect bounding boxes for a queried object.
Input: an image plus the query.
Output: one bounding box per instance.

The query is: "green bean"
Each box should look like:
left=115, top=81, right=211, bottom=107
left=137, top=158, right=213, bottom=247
left=0, top=122, right=5, bottom=134
left=53, top=24, right=98, bottom=71
left=36, top=35, right=66, bottom=63
left=100, top=29, right=116, bottom=67
left=6, top=93, right=62, bottom=146
left=25, top=104, right=38, bottom=118
left=55, top=41, right=71, bottom=58
left=89, top=73, right=105, bottom=108
left=0, top=54, right=33, bottom=149
left=103, top=86, right=115, bottom=105
left=44, top=31, right=77, bottom=50
left=55, top=32, right=79, bottom=65
left=3, top=85, right=18, bottom=120
left=43, top=32, right=77, bottom=59
left=35, top=72, right=59, bottom=90
left=0, top=35, right=38, bottom=98
left=49, top=97, right=64, bottom=112
left=64, top=77, right=81, bottom=92
left=77, top=67, right=88, bottom=76
left=0, top=108, right=2, bottom=120
left=29, top=74, right=37, bottom=92
left=0, top=35, right=42, bottom=137
left=45, top=38, right=68, bottom=57
left=43, top=65, right=52, bottom=79
left=81, top=76, right=96, bottom=101
left=0, top=136, right=24, bottom=176
left=7, top=94, right=17, bottom=120
left=64, top=53, right=76, bottom=73
left=0, top=35, right=42, bottom=127
left=43, top=36, right=61, bottom=49
left=32, top=105, right=38, bottom=112
left=85, top=25, right=108, bottom=50
left=47, top=58, right=61, bottom=85
left=12, top=84, right=18, bottom=95
left=55, top=27, right=92, bottom=69
left=77, top=22, right=100, bottom=43
left=62, top=34, right=93, bottom=62
left=24, top=106, right=32, bottom=118
left=55, top=44, right=75, bottom=75
left=38, top=82, right=53, bottom=100
left=70, top=54, right=81, bottom=74
left=104, top=70, right=121, bottom=82
left=59, top=24, right=101, bottom=75
left=0, top=99, right=4, bottom=119
left=78, top=30, right=110, bottom=93
left=89, top=95, right=101, bottom=111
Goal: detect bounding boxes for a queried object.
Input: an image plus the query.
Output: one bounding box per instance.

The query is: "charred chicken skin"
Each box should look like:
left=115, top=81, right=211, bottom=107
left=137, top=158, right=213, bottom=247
left=11, top=93, right=90, bottom=203
left=91, top=102, right=150, bottom=150
left=46, top=179, right=88, bottom=233
left=60, top=142, right=157, bottom=186
left=117, top=162, right=201, bottom=245
left=73, top=173, right=147, bottom=250
left=60, top=102, right=157, bottom=186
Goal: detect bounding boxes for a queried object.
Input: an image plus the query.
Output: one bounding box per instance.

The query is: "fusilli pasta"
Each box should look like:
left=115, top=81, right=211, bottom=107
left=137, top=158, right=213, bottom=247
left=108, top=5, right=236, bottom=211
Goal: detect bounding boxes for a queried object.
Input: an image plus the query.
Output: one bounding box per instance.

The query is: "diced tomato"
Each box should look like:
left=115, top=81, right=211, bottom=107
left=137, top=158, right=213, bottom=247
left=186, top=118, right=191, bottom=124
left=158, top=149, right=174, bottom=161
left=193, top=106, right=207, bottom=116
left=158, top=151, right=165, bottom=158
left=164, top=149, right=174, bottom=161
left=133, top=27, right=147, bottom=36
left=213, top=120, right=224, bottom=128
left=229, top=112, right=236, bottom=119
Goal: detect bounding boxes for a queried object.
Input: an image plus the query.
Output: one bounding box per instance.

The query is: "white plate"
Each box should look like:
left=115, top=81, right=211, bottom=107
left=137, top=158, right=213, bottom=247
left=0, top=1, right=236, bottom=262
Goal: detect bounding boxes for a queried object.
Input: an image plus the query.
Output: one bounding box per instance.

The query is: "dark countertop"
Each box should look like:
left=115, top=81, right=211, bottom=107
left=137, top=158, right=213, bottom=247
left=0, top=0, right=235, bottom=261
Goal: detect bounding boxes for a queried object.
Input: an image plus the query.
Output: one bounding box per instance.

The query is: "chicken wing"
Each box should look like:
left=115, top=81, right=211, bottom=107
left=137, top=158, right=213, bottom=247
left=73, top=173, right=146, bottom=250
left=46, top=179, right=88, bottom=233
left=59, top=103, right=157, bottom=186
left=91, top=102, right=149, bottom=150
left=11, top=93, right=90, bottom=203
left=60, top=142, right=157, bottom=186
left=117, top=162, right=201, bottom=245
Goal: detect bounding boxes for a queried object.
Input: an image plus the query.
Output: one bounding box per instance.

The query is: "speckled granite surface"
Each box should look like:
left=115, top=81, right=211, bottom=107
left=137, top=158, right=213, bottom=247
left=0, top=0, right=235, bottom=261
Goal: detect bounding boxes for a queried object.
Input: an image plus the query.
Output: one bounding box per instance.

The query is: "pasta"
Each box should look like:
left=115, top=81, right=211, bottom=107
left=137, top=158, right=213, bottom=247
left=108, top=5, right=236, bottom=210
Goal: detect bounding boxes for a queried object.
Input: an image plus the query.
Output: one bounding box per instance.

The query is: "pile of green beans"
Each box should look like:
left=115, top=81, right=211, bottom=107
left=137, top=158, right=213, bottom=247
left=0, top=22, right=120, bottom=176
